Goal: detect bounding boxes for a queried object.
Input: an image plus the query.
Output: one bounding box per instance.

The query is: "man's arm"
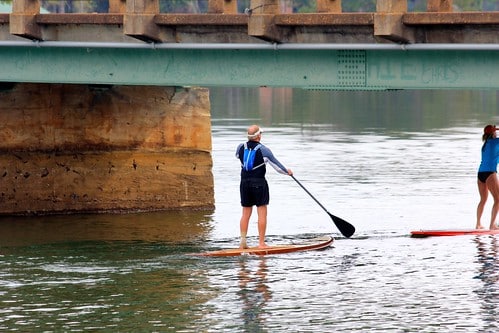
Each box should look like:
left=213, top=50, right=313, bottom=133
left=235, top=143, right=243, bottom=159
left=260, top=146, right=289, bottom=175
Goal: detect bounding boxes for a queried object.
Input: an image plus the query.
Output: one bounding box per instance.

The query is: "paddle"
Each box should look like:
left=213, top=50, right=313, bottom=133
left=291, top=175, right=355, bottom=238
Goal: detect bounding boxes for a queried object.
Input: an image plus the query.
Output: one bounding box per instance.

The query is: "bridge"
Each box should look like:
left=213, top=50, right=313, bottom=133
left=1, top=0, right=499, bottom=90
left=1, top=0, right=499, bottom=215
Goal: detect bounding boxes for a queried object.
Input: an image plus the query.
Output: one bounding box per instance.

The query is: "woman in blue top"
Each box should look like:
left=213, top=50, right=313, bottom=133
left=476, top=124, right=499, bottom=230
left=236, top=125, right=293, bottom=248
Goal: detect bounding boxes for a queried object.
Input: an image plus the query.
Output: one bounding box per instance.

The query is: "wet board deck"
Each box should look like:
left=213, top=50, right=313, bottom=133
left=411, top=229, right=499, bottom=238
left=195, top=236, right=334, bottom=257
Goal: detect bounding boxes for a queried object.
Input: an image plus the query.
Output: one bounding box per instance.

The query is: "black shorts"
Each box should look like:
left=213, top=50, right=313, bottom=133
left=478, top=171, right=495, bottom=183
left=240, top=178, right=269, bottom=207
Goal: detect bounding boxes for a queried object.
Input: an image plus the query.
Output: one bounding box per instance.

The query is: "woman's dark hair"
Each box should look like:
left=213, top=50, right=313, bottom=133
left=483, top=133, right=494, bottom=142
left=482, top=133, right=495, bottom=152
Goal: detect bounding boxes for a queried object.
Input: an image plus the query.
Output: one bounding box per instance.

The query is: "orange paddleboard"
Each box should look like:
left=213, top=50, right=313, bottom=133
left=196, top=236, right=333, bottom=257
left=411, top=229, right=499, bottom=238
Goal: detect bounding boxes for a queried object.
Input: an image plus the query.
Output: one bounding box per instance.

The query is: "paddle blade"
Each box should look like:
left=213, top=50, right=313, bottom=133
left=329, top=213, right=355, bottom=238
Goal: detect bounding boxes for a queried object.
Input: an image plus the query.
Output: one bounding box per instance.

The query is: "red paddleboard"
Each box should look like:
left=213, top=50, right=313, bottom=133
left=411, top=229, right=499, bottom=238
left=195, top=236, right=333, bottom=257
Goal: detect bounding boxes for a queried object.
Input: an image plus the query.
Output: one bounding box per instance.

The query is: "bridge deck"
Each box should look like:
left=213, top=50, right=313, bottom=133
left=2, top=0, right=499, bottom=89
left=1, top=0, right=499, bottom=44
left=2, top=11, right=499, bottom=43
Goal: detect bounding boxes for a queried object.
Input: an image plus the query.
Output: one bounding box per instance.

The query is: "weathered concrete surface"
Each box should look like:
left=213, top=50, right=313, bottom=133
left=0, top=83, right=214, bottom=215
left=3, top=10, right=499, bottom=44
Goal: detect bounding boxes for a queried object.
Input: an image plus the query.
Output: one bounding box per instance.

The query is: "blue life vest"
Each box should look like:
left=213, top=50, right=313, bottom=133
left=242, top=143, right=264, bottom=171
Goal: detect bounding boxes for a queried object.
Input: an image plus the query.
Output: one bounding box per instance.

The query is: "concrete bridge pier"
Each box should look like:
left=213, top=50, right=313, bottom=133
left=0, top=83, right=214, bottom=215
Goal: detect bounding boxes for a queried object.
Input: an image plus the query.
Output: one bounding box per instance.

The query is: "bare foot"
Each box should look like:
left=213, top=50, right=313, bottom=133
left=257, top=243, right=269, bottom=249
left=240, top=241, right=248, bottom=249
left=476, top=224, right=485, bottom=229
left=490, top=224, right=499, bottom=230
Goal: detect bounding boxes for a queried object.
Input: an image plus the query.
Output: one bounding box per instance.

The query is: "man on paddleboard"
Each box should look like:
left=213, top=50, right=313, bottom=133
left=236, top=125, right=293, bottom=248
left=476, top=124, right=499, bottom=230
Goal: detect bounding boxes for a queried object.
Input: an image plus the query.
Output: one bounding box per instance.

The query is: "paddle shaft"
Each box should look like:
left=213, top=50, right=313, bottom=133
left=291, top=175, right=355, bottom=238
left=291, top=175, right=330, bottom=215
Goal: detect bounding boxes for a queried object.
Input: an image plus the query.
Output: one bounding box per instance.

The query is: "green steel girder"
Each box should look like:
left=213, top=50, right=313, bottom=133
left=0, top=46, right=498, bottom=90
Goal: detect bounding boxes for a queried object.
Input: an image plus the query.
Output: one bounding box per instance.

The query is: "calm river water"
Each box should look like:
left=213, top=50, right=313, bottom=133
left=1, top=88, right=499, bottom=332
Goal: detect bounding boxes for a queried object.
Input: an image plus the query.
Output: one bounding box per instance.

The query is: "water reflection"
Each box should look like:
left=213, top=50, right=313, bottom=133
left=210, top=88, right=499, bottom=133
left=0, top=210, right=214, bottom=247
left=337, top=252, right=361, bottom=274
left=474, top=236, right=499, bottom=332
left=237, top=257, right=272, bottom=332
